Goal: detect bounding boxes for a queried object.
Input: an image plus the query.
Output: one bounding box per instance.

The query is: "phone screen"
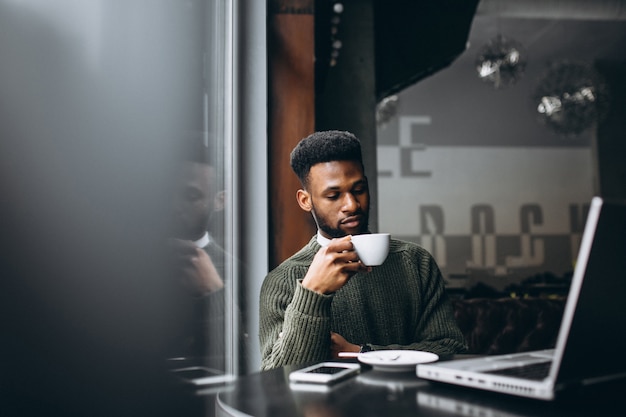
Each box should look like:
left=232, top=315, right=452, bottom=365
left=289, top=362, right=361, bottom=384
left=173, top=368, right=220, bottom=379
left=305, top=366, right=347, bottom=374
left=170, top=366, right=235, bottom=387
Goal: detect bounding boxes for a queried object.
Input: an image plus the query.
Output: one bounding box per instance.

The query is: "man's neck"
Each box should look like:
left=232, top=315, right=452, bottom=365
left=316, top=232, right=331, bottom=247
left=316, top=230, right=372, bottom=246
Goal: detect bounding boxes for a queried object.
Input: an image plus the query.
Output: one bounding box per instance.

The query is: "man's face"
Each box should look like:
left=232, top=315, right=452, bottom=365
left=172, top=161, right=217, bottom=241
left=299, top=160, right=370, bottom=239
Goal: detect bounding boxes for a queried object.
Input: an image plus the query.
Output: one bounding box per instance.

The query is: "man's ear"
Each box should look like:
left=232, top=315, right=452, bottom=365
left=213, top=190, right=226, bottom=212
left=296, top=189, right=312, bottom=212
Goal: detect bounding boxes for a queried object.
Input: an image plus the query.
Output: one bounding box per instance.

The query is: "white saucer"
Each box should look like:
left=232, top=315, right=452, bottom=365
left=358, top=350, right=439, bottom=372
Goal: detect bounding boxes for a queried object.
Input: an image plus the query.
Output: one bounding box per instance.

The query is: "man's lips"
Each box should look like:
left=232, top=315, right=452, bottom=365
left=341, top=215, right=362, bottom=227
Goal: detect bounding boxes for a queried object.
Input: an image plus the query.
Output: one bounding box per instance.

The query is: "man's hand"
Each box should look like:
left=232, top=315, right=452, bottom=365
left=301, top=236, right=370, bottom=294
left=170, top=238, right=224, bottom=296
left=330, top=331, right=360, bottom=359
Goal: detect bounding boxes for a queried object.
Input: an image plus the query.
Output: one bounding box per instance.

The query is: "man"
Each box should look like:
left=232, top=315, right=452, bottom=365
left=168, top=139, right=228, bottom=369
left=259, top=130, right=466, bottom=370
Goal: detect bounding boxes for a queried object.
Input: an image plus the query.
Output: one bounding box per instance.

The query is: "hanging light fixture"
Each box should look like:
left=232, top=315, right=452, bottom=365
left=475, top=34, right=527, bottom=89
left=329, top=2, right=344, bottom=67
left=532, top=61, right=610, bottom=136
left=376, top=95, right=399, bottom=127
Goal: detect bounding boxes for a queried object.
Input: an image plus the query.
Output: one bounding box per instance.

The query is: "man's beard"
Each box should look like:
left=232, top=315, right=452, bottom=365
left=310, top=205, right=369, bottom=238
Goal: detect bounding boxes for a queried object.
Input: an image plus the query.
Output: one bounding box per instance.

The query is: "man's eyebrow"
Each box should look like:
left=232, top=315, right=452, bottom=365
left=321, top=179, right=367, bottom=193
left=321, top=185, right=341, bottom=193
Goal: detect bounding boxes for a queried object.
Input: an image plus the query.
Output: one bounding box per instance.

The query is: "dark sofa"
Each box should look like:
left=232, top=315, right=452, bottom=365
left=451, top=297, right=566, bottom=355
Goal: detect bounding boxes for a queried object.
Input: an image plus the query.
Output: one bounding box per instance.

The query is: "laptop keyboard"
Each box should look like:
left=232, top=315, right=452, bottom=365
left=484, top=361, right=552, bottom=380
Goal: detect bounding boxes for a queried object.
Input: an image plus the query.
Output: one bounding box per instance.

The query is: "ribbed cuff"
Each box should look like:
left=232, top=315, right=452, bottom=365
left=291, top=280, right=333, bottom=317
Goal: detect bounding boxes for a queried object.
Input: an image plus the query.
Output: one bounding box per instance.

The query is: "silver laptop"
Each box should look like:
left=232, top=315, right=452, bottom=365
left=417, top=196, right=626, bottom=400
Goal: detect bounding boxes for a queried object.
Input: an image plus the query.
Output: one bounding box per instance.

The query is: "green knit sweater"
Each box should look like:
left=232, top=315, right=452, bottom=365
left=259, top=236, right=467, bottom=370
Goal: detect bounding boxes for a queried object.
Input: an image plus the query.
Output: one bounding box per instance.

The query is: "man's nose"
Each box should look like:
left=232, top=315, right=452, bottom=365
left=341, top=193, right=359, bottom=211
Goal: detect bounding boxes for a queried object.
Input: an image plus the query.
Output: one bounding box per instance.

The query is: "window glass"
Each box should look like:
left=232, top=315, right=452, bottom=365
left=0, top=1, right=246, bottom=410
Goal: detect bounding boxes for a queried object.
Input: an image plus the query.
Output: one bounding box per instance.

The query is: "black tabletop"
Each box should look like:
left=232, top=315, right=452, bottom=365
left=216, top=361, right=625, bottom=417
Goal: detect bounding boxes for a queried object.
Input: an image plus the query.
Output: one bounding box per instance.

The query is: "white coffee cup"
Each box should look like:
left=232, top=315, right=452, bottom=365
left=350, top=233, right=390, bottom=266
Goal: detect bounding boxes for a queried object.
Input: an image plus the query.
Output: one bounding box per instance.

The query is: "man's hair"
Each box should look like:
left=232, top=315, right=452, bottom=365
left=290, top=130, right=363, bottom=187
left=174, top=131, right=226, bottom=196
left=181, top=131, right=217, bottom=167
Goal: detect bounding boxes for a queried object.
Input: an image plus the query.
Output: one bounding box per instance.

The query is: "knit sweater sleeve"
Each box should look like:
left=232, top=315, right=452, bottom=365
left=259, top=242, right=334, bottom=370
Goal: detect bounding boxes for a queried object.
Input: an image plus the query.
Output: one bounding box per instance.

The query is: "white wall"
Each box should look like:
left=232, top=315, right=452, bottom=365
left=376, top=15, right=626, bottom=288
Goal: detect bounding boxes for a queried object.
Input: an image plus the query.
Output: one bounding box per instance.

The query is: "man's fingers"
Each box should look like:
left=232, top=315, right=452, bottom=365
left=326, top=235, right=354, bottom=253
left=326, top=236, right=371, bottom=270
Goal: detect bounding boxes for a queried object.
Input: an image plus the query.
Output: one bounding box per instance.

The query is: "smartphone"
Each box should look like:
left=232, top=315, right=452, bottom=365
left=170, top=366, right=235, bottom=386
left=289, top=362, right=360, bottom=384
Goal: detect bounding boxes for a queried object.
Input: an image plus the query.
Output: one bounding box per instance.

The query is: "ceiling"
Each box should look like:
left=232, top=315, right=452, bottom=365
left=374, top=0, right=626, bottom=100
left=476, top=0, right=626, bottom=20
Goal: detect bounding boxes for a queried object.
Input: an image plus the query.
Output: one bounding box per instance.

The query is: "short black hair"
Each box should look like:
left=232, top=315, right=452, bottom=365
left=179, top=130, right=223, bottom=189
left=290, top=130, right=363, bottom=187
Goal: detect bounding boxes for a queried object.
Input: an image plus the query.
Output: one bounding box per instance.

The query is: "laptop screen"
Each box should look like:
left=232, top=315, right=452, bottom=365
left=554, top=197, right=626, bottom=385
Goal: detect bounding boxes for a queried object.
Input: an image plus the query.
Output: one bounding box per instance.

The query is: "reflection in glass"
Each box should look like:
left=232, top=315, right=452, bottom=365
left=1, top=0, right=244, bottom=413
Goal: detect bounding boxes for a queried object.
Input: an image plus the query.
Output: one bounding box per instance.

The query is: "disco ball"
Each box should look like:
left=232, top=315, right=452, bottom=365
left=532, top=61, right=610, bottom=136
left=376, top=95, right=399, bottom=126
left=475, top=34, right=527, bottom=89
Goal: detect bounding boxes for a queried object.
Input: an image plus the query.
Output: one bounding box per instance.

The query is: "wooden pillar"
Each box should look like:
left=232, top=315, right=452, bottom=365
left=268, top=0, right=317, bottom=269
